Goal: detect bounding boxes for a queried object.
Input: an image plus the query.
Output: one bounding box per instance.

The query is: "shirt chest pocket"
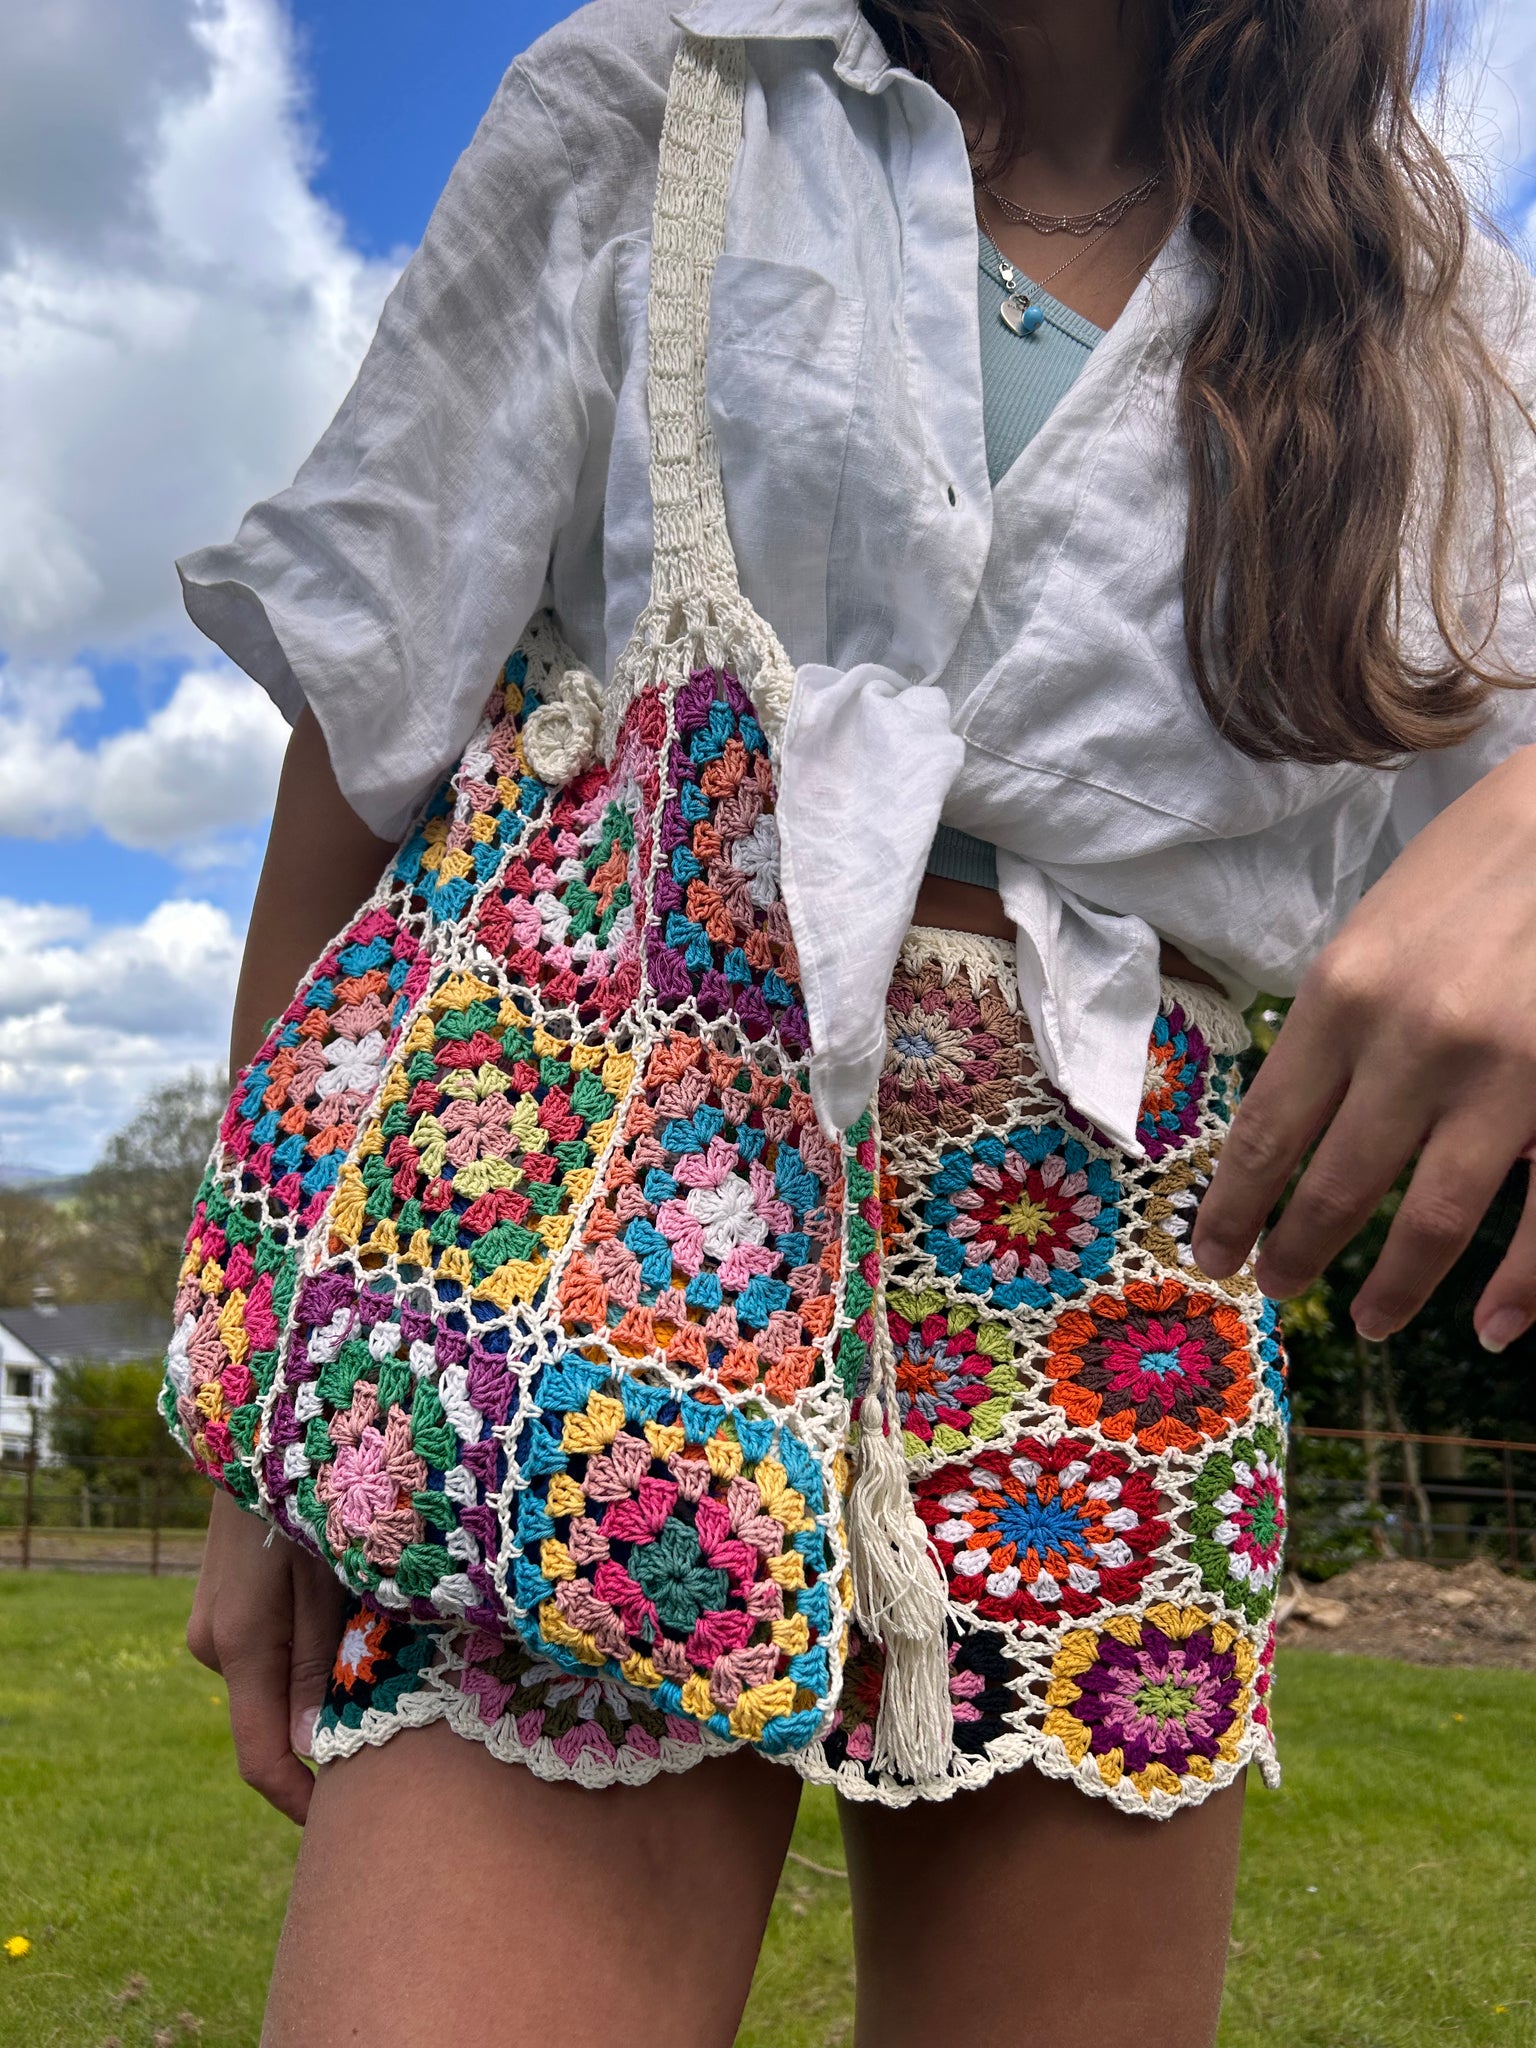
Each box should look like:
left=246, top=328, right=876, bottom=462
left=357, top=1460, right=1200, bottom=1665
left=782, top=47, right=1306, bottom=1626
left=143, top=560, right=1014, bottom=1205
left=616, top=241, right=866, bottom=665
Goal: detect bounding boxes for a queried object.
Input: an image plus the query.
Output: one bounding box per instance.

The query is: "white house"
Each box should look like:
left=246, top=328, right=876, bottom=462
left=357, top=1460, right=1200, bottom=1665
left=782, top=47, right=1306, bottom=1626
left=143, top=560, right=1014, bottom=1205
left=0, top=1291, right=169, bottom=1459
left=0, top=1313, right=50, bottom=1459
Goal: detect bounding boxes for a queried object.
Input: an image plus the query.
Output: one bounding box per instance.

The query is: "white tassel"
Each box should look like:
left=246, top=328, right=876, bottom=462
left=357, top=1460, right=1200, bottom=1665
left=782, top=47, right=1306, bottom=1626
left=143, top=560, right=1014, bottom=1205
left=522, top=664, right=605, bottom=785
left=846, top=1384, right=954, bottom=1785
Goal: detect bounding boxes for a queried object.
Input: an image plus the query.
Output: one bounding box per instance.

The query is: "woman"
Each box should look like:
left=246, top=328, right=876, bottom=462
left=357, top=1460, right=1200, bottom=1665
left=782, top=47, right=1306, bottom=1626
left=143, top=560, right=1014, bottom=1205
left=174, top=0, right=1536, bottom=2041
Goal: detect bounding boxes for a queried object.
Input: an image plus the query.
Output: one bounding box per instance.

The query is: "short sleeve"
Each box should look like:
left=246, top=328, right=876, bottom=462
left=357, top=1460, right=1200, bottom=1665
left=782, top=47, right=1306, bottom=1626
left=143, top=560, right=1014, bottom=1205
left=1369, top=237, right=1536, bottom=873
left=176, top=60, right=591, bottom=843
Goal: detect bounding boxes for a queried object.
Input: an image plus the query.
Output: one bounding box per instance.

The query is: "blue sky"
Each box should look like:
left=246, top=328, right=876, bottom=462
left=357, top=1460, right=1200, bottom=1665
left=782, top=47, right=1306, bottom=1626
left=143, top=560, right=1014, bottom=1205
left=0, top=0, right=1533, bottom=1175
left=288, top=1, right=573, bottom=254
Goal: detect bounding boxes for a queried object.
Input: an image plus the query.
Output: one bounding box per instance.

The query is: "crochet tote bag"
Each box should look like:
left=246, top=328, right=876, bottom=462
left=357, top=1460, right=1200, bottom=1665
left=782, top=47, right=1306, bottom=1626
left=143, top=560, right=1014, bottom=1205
left=161, top=32, right=949, bottom=1771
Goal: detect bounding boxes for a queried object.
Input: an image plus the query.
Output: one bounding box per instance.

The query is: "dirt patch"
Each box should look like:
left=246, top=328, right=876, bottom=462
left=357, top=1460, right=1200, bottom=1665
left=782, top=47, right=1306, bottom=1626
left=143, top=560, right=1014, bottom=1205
left=1277, top=1557, right=1536, bottom=1671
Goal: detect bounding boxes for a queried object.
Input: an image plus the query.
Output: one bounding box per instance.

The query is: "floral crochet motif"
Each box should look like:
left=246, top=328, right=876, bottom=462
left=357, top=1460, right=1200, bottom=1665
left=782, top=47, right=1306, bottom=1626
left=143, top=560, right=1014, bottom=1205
left=917, top=1438, right=1167, bottom=1627
left=870, top=1290, right=1019, bottom=1458
left=510, top=1355, right=846, bottom=1753
left=473, top=686, right=659, bottom=1030
left=329, top=970, right=633, bottom=1313
left=879, top=954, right=1022, bottom=1137
left=1043, top=1278, right=1256, bottom=1453
left=557, top=1031, right=843, bottom=1402
left=1136, top=1005, right=1209, bottom=1161
left=454, top=1626, right=704, bottom=1770
left=648, top=670, right=808, bottom=1054
left=1191, top=1425, right=1286, bottom=1622
left=820, top=1622, right=1016, bottom=1773
left=921, top=1127, right=1122, bottom=1311
left=320, top=1602, right=437, bottom=1733
left=1043, top=1604, right=1257, bottom=1800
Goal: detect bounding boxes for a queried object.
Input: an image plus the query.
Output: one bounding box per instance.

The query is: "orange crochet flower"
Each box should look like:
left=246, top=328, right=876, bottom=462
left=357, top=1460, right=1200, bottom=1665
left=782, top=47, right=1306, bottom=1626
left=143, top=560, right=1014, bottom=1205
left=1044, top=1278, right=1256, bottom=1453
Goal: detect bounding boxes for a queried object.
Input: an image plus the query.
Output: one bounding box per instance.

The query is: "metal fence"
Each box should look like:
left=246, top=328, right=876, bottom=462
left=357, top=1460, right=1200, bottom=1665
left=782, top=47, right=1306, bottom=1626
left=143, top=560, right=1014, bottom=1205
left=1286, top=1424, right=1536, bottom=1577
left=0, top=1408, right=210, bottom=1575
left=3, top=1407, right=1534, bottom=1578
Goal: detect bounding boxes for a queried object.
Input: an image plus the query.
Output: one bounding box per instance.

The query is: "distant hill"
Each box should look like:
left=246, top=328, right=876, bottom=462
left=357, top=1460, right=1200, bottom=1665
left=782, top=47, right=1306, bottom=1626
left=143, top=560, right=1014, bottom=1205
left=0, top=1164, right=86, bottom=1200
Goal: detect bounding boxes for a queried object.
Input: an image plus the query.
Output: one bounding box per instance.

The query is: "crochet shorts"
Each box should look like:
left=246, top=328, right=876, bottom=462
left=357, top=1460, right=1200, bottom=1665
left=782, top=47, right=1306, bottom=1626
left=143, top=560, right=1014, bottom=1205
left=313, top=927, right=1287, bottom=1817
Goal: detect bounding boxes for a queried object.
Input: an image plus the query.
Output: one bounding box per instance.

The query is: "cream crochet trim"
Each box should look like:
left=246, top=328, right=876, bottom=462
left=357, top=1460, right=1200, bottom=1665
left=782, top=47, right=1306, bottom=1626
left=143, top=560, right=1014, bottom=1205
left=900, top=923, right=1250, bottom=1052
left=522, top=33, right=794, bottom=786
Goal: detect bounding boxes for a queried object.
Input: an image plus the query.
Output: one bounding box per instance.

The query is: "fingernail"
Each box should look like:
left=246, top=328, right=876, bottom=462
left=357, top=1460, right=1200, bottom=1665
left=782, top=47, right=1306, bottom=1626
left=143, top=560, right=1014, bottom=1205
left=1478, top=1309, right=1528, bottom=1355
left=292, top=1707, right=319, bottom=1758
left=1352, top=1313, right=1390, bottom=1343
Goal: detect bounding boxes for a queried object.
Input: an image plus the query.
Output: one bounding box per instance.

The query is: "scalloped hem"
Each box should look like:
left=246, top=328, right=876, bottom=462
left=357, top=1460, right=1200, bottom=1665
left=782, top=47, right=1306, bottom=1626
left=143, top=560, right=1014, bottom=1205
left=312, top=1655, right=1280, bottom=1821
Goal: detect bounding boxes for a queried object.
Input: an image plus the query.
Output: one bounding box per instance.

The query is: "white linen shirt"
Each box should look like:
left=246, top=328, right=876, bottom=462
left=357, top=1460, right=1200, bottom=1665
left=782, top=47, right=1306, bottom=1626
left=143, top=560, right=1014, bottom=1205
left=176, top=0, right=1536, bottom=1154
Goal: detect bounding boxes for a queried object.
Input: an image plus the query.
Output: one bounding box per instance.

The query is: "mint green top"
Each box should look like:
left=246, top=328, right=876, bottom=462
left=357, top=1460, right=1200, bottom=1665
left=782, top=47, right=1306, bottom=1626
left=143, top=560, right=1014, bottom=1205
left=925, top=227, right=1103, bottom=891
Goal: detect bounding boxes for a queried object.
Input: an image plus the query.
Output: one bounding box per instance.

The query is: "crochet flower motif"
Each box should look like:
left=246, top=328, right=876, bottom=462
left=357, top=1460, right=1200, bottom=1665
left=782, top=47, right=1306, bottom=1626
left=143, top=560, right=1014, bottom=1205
left=919, top=1437, right=1168, bottom=1627
left=476, top=767, right=644, bottom=1028
left=879, top=956, right=1022, bottom=1137
left=869, top=1290, right=1019, bottom=1458
left=824, top=1622, right=1016, bottom=1771
left=1043, top=1278, right=1257, bottom=1453
left=334, top=1607, right=394, bottom=1690
left=922, top=1127, right=1122, bottom=1311
left=1044, top=1603, right=1256, bottom=1799
left=1190, top=1424, right=1286, bottom=1622
left=317, top=1029, right=387, bottom=1101
left=512, top=1359, right=835, bottom=1752
left=729, top=813, right=780, bottom=909
left=648, top=668, right=807, bottom=1053
left=314, top=1383, right=426, bottom=1569
left=558, top=1030, right=840, bottom=1404
left=1136, top=1005, right=1209, bottom=1160
left=1136, top=1141, right=1257, bottom=1299
left=216, top=904, right=426, bottom=1227
left=453, top=1627, right=703, bottom=1769
left=320, top=1599, right=437, bottom=1732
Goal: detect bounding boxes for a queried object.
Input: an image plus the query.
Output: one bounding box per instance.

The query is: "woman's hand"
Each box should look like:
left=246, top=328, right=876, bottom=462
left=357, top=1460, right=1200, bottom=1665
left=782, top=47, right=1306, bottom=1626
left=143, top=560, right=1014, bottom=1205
left=182, top=708, right=387, bottom=1822
left=187, top=1489, right=348, bottom=1824
left=1191, top=742, right=1536, bottom=1352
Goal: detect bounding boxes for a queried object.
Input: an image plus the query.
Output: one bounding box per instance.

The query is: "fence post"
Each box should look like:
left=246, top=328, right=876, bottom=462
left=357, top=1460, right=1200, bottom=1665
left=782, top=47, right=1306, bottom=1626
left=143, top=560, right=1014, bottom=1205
left=1504, top=1445, right=1520, bottom=1571
left=20, top=1405, right=38, bottom=1571
left=149, top=1464, right=162, bottom=1578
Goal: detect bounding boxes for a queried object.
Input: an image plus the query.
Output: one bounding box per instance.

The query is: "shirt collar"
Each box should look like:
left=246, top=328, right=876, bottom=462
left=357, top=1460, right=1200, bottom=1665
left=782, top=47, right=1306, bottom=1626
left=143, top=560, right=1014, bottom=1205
left=668, top=0, right=893, bottom=91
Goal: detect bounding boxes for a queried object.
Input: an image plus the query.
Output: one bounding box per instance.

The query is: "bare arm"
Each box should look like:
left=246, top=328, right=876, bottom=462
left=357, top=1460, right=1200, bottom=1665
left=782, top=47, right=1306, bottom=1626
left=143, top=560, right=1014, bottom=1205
left=189, top=706, right=396, bottom=1824
left=227, top=703, right=398, bottom=1075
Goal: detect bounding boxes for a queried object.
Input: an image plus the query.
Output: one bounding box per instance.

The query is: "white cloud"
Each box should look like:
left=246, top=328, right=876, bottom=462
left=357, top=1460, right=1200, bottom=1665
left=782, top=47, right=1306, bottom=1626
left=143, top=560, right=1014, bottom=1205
left=0, top=895, right=241, bottom=1172
left=0, top=659, right=288, bottom=860
left=0, top=0, right=401, bottom=659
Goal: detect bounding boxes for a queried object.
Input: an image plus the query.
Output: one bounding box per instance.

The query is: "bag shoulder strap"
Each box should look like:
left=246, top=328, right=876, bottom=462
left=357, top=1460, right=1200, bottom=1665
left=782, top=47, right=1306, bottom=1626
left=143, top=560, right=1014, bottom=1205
left=528, top=32, right=793, bottom=784
left=645, top=31, right=746, bottom=612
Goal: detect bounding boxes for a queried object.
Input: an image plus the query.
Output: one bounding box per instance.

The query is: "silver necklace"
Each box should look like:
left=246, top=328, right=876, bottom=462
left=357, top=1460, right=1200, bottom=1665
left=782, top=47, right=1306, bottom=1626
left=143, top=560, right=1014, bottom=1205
left=975, top=186, right=1111, bottom=336
left=974, top=166, right=1163, bottom=236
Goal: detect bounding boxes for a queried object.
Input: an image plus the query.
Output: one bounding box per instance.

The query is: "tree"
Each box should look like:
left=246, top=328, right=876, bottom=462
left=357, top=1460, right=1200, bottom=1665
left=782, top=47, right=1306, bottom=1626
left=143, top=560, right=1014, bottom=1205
left=48, top=1359, right=207, bottom=1526
left=0, top=1189, right=58, bottom=1307
left=74, top=1072, right=226, bottom=1312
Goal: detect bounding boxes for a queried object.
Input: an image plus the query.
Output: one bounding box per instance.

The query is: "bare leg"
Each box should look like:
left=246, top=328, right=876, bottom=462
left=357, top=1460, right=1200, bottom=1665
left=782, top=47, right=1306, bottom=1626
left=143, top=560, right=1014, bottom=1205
left=840, top=1767, right=1246, bottom=2048
left=262, top=1723, right=802, bottom=2048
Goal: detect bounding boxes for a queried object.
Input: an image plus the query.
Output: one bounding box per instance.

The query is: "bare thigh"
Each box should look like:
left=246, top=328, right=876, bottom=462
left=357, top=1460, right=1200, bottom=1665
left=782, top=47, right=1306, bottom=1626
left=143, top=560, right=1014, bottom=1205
left=262, top=1723, right=802, bottom=2048
left=839, top=1767, right=1247, bottom=2048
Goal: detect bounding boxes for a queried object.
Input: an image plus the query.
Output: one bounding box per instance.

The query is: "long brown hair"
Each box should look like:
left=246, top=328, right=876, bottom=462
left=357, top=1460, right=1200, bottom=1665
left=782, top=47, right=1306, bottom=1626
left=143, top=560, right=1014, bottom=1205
left=860, top=0, right=1536, bottom=766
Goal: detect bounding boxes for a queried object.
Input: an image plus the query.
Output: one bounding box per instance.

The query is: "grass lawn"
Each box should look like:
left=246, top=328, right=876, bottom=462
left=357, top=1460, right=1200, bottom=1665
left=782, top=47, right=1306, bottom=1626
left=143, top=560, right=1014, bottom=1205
left=2, top=1572, right=1532, bottom=2048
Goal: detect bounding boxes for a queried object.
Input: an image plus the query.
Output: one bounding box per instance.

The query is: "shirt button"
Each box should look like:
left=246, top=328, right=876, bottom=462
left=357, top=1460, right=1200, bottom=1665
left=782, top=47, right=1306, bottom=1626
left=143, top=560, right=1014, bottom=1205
left=946, top=483, right=957, bottom=505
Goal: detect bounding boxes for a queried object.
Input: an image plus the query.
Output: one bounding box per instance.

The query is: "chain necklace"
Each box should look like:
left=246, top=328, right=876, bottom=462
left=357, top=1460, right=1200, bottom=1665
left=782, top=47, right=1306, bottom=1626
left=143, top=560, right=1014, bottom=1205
left=973, top=165, right=1163, bottom=236
left=974, top=184, right=1111, bottom=337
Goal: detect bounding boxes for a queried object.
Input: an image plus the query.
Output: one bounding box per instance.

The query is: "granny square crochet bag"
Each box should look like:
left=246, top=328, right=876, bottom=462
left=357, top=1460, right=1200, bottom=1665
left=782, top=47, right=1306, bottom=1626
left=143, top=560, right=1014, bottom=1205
left=161, top=32, right=951, bottom=1771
